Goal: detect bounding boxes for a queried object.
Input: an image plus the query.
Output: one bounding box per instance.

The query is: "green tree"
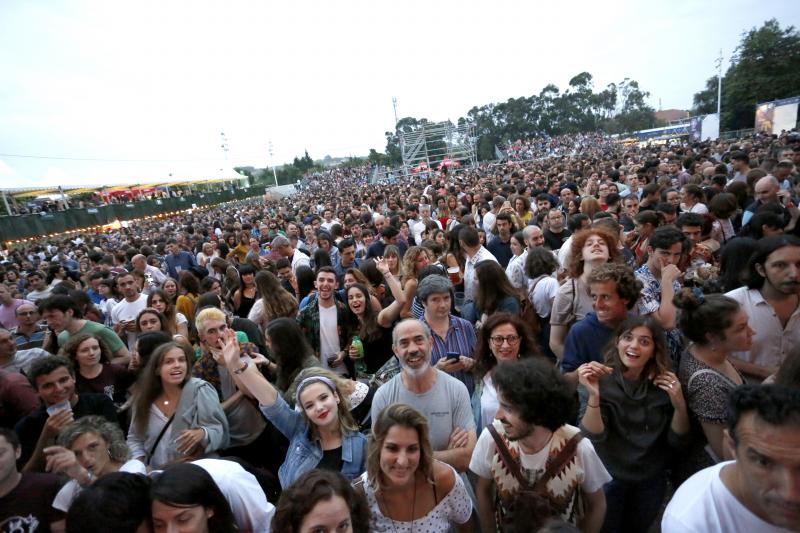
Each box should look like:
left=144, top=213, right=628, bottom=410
left=293, top=150, right=314, bottom=172
left=720, top=19, right=800, bottom=130
left=691, top=76, right=719, bottom=115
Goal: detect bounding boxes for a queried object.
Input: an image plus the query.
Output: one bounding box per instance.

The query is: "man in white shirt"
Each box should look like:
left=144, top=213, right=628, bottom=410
left=110, top=272, right=148, bottom=351
left=481, top=195, right=505, bottom=238
left=459, top=226, right=498, bottom=304
left=726, top=235, right=800, bottom=381
left=24, top=271, right=52, bottom=302
left=131, top=254, right=166, bottom=288
left=506, top=225, right=546, bottom=291
left=662, top=385, right=800, bottom=533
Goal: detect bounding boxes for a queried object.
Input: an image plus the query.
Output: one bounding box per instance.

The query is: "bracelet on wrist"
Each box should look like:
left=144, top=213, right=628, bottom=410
left=587, top=402, right=599, bottom=408
left=233, top=360, right=249, bottom=375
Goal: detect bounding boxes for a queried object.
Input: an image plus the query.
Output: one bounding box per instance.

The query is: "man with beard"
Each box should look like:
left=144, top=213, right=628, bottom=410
left=469, top=358, right=610, bottom=533
left=726, top=235, right=800, bottom=381
left=370, top=319, right=476, bottom=473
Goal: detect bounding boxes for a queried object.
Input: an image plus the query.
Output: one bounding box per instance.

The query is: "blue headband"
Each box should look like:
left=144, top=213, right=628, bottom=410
left=295, top=376, right=337, bottom=407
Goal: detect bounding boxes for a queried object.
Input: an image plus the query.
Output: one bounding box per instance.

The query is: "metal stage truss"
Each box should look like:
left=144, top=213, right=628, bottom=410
left=399, top=121, right=477, bottom=176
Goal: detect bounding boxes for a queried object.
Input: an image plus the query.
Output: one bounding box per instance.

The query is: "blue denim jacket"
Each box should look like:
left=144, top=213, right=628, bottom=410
left=260, top=395, right=367, bottom=488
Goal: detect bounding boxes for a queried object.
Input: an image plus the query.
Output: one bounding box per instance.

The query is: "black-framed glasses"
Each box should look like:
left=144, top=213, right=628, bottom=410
left=489, top=334, right=520, bottom=346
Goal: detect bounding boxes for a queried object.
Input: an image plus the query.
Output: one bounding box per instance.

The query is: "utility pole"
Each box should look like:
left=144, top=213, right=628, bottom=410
left=268, top=140, right=278, bottom=187
left=220, top=132, right=230, bottom=190
left=715, top=50, right=723, bottom=117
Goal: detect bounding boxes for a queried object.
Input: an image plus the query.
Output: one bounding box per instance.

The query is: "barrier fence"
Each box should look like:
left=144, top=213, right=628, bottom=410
left=0, top=188, right=267, bottom=243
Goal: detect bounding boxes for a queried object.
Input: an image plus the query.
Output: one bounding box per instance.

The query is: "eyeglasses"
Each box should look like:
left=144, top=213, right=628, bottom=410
left=16, top=311, right=38, bottom=316
left=489, top=334, right=521, bottom=346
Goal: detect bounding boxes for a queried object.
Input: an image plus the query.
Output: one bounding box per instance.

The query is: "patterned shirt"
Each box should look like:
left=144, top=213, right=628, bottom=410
left=635, top=264, right=683, bottom=366
left=296, top=294, right=348, bottom=358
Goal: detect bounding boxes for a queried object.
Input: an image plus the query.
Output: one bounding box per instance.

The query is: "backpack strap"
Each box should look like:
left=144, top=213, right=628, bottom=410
left=533, top=432, right=583, bottom=492
left=488, top=424, right=530, bottom=488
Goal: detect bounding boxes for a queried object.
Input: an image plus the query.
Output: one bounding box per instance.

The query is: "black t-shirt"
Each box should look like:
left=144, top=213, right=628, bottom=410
left=316, top=446, right=343, bottom=472
left=76, top=364, right=136, bottom=404
left=14, top=393, right=118, bottom=467
left=361, top=326, right=394, bottom=375
left=543, top=228, right=572, bottom=251
left=0, top=472, right=64, bottom=533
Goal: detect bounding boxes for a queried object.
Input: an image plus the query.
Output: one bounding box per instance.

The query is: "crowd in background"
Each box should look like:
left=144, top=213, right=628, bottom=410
left=0, top=129, right=800, bottom=532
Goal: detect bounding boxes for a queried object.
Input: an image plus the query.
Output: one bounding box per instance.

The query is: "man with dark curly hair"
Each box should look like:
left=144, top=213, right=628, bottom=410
left=561, top=263, right=642, bottom=388
left=469, top=358, right=610, bottom=533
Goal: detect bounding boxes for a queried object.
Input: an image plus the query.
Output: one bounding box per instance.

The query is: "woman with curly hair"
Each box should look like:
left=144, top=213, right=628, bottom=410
left=61, top=333, right=135, bottom=405
left=470, top=312, right=542, bottom=429
left=273, top=469, right=371, bottom=533
left=248, top=270, right=298, bottom=334
left=549, top=226, right=621, bottom=358
left=356, top=404, right=472, bottom=532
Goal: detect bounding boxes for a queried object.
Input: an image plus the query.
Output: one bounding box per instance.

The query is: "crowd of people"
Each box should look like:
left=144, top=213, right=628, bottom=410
left=0, top=129, right=800, bottom=532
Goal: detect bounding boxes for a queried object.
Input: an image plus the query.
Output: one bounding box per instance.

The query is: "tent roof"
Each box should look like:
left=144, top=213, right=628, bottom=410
left=1, top=171, right=247, bottom=196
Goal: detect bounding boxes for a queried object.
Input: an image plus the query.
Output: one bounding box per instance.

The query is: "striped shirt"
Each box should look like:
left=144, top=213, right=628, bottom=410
left=423, top=315, right=477, bottom=395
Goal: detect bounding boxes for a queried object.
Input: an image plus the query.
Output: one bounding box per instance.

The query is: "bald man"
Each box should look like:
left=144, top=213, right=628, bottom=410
left=131, top=253, right=166, bottom=286
left=742, top=176, right=789, bottom=227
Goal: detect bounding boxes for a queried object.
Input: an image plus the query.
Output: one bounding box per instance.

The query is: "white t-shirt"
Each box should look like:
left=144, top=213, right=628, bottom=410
left=52, top=459, right=146, bottom=512
left=662, top=461, right=793, bottom=533
left=110, top=294, right=149, bottom=350
left=318, top=304, right=344, bottom=375
left=528, top=275, right=560, bottom=318
left=469, top=425, right=611, bottom=495
left=479, top=374, right=498, bottom=431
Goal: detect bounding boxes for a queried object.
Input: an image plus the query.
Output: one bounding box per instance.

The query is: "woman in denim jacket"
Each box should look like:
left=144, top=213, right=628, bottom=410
left=214, top=327, right=367, bottom=488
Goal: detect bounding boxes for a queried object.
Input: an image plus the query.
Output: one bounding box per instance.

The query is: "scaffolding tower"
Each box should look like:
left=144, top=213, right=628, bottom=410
left=399, top=121, right=477, bottom=176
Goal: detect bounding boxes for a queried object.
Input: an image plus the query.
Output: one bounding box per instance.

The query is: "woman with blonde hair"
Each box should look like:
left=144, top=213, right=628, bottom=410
left=356, top=404, right=472, bottom=532
left=399, top=246, right=431, bottom=318
left=248, top=270, right=298, bottom=334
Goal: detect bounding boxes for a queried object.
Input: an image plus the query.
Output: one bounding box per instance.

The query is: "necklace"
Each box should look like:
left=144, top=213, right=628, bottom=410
left=379, top=474, right=417, bottom=533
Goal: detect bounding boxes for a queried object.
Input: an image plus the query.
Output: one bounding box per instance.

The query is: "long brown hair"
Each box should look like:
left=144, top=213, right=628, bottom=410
left=147, top=289, right=178, bottom=334
left=131, top=342, right=194, bottom=435
left=474, top=260, right=518, bottom=314
left=367, top=404, right=434, bottom=492
left=254, top=270, right=297, bottom=321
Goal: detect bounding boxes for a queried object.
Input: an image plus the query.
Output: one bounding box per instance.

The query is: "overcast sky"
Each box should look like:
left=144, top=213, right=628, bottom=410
left=1, top=0, right=798, bottom=187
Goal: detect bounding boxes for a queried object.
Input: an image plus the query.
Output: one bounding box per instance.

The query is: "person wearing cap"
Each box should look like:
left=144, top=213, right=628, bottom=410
left=213, top=326, right=367, bottom=489
left=271, top=234, right=311, bottom=275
